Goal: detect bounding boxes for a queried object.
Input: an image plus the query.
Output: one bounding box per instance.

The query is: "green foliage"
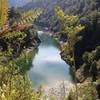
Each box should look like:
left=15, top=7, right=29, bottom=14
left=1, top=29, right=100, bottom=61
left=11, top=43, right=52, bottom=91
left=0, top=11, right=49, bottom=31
left=55, top=6, right=85, bottom=99
left=67, top=83, right=98, bottom=100
left=83, top=46, right=100, bottom=65
left=82, top=46, right=100, bottom=81
left=55, top=6, right=85, bottom=68
left=1, top=31, right=26, bottom=40
left=0, top=1, right=43, bottom=99
left=0, top=61, right=38, bottom=100
left=0, top=2, right=42, bottom=38
left=13, top=8, right=43, bottom=26
left=0, top=0, right=42, bottom=57
left=15, top=48, right=38, bottom=74
left=55, top=6, right=85, bottom=46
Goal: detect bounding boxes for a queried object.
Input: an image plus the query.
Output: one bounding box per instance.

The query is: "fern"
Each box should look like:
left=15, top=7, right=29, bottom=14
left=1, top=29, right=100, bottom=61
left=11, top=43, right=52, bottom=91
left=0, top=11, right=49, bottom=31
left=0, top=8, right=42, bottom=37
left=20, top=9, right=42, bottom=24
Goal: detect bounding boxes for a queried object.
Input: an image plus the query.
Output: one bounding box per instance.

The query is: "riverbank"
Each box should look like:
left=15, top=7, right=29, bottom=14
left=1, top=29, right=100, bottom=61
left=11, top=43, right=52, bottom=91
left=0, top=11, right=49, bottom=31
left=41, top=81, right=99, bottom=100
left=34, top=31, right=75, bottom=99
left=28, top=31, right=73, bottom=89
left=42, top=81, right=74, bottom=100
left=47, top=31, right=100, bottom=99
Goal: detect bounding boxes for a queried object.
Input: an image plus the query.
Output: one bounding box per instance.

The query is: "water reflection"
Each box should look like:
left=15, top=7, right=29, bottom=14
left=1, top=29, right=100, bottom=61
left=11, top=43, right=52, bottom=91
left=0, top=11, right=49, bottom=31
left=28, top=31, right=73, bottom=87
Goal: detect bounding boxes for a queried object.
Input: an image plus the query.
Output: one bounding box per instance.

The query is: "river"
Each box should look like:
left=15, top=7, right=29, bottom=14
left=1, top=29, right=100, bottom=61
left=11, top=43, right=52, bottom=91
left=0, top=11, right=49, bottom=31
left=28, top=31, right=73, bottom=88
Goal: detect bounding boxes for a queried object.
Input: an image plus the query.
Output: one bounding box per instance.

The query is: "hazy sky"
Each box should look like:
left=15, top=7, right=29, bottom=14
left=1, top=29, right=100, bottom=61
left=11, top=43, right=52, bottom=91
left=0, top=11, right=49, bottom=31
left=9, top=0, right=32, bottom=7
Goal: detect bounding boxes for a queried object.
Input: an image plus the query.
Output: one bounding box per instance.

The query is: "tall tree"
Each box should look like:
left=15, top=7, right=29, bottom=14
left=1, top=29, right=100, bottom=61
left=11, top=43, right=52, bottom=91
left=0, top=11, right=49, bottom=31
left=55, top=6, right=85, bottom=100
left=0, top=0, right=8, bottom=26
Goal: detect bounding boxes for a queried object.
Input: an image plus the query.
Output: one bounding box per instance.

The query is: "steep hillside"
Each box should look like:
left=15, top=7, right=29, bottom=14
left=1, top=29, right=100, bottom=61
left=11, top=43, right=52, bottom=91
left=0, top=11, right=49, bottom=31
left=23, top=0, right=100, bottom=86
left=22, top=0, right=100, bottom=31
left=23, top=0, right=100, bottom=66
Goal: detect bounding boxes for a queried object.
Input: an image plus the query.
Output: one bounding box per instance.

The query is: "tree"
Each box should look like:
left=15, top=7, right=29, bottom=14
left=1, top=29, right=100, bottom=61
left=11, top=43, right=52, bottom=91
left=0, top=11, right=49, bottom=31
left=0, top=1, right=43, bottom=99
left=0, top=0, right=8, bottom=27
left=0, top=60, right=39, bottom=100
left=55, top=6, right=85, bottom=100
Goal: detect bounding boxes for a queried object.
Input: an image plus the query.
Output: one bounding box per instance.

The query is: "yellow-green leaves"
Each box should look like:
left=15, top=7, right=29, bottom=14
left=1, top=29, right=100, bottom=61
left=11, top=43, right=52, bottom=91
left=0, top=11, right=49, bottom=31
left=75, top=24, right=85, bottom=34
left=55, top=8, right=85, bottom=99
left=17, top=8, right=43, bottom=25
left=55, top=6, right=66, bottom=22
left=0, top=61, right=38, bottom=100
left=55, top=6, right=79, bottom=25
left=55, top=6, right=85, bottom=45
left=0, top=0, right=8, bottom=27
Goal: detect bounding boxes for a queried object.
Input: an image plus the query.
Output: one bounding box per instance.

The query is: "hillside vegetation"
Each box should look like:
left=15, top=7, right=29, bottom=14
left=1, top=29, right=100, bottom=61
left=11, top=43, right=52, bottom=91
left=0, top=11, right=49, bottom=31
left=0, top=0, right=100, bottom=99
left=0, top=0, right=42, bottom=99
left=24, top=0, right=100, bottom=99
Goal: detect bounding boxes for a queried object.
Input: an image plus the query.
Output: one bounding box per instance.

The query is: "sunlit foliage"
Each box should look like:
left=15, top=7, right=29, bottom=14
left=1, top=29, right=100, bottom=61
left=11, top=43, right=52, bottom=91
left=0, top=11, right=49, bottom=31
left=67, top=82, right=98, bottom=100
left=0, top=0, right=43, bottom=100
left=55, top=6, right=85, bottom=100
left=55, top=6, right=85, bottom=47
left=0, top=0, right=8, bottom=27
left=0, top=61, right=39, bottom=100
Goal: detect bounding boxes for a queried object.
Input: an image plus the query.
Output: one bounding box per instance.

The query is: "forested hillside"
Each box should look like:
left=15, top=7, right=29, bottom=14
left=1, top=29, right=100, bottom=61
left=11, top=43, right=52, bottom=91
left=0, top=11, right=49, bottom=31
left=0, top=0, right=42, bottom=99
left=23, top=0, right=100, bottom=99
left=23, top=0, right=100, bottom=28
left=0, top=0, right=100, bottom=99
left=24, top=0, right=100, bottom=73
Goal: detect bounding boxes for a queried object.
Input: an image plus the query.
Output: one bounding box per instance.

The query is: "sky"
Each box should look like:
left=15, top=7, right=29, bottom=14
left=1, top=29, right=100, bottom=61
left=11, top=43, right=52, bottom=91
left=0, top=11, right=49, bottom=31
left=9, top=0, right=32, bottom=7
